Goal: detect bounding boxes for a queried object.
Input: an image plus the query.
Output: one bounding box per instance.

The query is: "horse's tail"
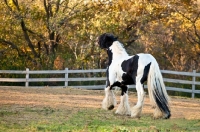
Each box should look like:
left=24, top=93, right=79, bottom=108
left=147, top=60, right=171, bottom=119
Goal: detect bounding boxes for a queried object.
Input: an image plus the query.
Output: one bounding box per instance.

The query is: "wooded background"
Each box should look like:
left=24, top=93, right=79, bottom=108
left=1, top=0, right=200, bottom=71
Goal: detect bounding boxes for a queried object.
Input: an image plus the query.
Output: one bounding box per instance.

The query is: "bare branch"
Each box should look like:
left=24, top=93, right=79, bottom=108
left=0, top=38, right=22, bottom=56
left=55, top=0, right=60, bottom=13
left=26, top=28, right=46, bottom=41
left=187, top=30, right=200, bottom=44
left=4, top=0, right=13, bottom=11
left=176, top=8, right=200, bottom=45
left=192, top=14, right=200, bottom=43
left=20, top=20, right=39, bottom=58
left=12, top=0, right=20, bottom=10
left=0, top=38, right=18, bottom=49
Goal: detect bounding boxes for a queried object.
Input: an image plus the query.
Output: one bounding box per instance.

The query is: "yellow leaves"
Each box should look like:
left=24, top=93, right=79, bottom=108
left=7, top=0, right=16, bottom=10
left=195, top=18, right=200, bottom=28
left=1, top=0, right=200, bottom=70
left=192, top=44, right=200, bottom=54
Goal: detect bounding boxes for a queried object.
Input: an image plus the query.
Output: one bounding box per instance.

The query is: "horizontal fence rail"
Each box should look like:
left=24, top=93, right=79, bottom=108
left=0, top=68, right=199, bottom=98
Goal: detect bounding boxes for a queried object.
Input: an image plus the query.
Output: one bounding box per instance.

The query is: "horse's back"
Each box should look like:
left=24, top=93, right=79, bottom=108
left=137, top=53, right=156, bottom=64
left=115, top=53, right=156, bottom=72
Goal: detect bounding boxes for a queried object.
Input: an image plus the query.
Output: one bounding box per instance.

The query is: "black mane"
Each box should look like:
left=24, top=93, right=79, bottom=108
left=98, top=33, right=118, bottom=49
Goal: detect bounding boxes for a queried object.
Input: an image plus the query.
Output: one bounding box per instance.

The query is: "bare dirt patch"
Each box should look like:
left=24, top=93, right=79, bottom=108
left=0, top=86, right=200, bottom=120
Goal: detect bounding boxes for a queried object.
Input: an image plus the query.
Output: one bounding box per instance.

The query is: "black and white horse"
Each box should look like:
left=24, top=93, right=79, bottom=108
left=98, top=33, right=171, bottom=119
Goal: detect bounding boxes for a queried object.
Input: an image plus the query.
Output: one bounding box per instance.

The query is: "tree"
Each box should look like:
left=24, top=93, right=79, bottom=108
left=1, top=0, right=200, bottom=72
left=0, top=0, right=102, bottom=69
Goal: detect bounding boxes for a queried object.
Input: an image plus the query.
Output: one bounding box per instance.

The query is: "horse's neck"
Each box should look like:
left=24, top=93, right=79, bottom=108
left=107, top=50, right=128, bottom=66
left=109, top=41, right=129, bottom=60
left=107, top=41, right=129, bottom=65
left=112, top=53, right=128, bottom=60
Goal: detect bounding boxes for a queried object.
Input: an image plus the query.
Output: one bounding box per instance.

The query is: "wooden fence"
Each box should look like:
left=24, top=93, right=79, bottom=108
left=0, top=68, right=200, bottom=98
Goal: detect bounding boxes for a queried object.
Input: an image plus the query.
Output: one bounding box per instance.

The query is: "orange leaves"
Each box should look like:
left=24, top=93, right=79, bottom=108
left=0, top=0, right=200, bottom=70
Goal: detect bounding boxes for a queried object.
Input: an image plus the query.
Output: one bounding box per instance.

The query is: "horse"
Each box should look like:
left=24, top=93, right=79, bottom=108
left=98, top=33, right=171, bottom=119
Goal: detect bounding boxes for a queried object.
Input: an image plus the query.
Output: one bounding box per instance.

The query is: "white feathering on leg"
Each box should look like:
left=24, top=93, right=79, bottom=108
left=131, top=90, right=145, bottom=118
left=115, top=93, right=131, bottom=115
left=102, top=87, right=117, bottom=110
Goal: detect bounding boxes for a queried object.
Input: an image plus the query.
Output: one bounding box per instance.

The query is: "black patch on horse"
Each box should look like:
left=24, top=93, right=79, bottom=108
left=106, top=68, right=110, bottom=87
left=107, top=49, right=113, bottom=66
left=154, top=84, right=171, bottom=119
left=110, top=81, right=121, bottom=88
left=98, top=33, right=118, bottom=49
left=110, top=81, right=128, bottom=95
left=140, top=62, right=151, bottom=84
left=121, top=55, right=139, bottom=85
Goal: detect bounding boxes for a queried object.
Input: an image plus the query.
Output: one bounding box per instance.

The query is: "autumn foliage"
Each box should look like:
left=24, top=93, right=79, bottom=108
left=0, top=0, right=200, bottom=72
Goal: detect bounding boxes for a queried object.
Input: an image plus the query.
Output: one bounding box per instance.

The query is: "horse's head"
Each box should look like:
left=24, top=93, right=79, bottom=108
left=98, top=33, right=118, bottom=49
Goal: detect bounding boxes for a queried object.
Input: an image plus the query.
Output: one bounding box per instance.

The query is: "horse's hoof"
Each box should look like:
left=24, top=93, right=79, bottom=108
left=108, top=105, right=114, bottom=110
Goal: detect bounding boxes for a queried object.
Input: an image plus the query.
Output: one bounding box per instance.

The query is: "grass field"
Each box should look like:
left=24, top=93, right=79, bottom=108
left=0, top=87, right=200, bottom=132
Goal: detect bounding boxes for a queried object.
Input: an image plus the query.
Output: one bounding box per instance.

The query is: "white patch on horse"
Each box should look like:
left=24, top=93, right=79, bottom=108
left=115, top=93, right=131, bottom=115
left=102, top=87, right=117, bottom=110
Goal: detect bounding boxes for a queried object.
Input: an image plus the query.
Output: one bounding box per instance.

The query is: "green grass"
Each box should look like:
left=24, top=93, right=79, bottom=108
left=0, top=106, right=200, bottom=132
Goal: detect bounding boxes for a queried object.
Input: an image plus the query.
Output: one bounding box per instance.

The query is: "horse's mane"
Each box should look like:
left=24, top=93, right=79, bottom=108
left=111, top=41, right=129, bottom=56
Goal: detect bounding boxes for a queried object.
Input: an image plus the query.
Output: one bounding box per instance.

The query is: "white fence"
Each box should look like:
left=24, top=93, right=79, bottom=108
left=0, top=68, right=200, bottom=98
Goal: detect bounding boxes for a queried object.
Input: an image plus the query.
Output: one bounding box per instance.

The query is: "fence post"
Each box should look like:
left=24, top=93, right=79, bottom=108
left=192, top=70, right=196, bottom=98
left=25, top=68, right=29, bottom=87
left=65, top=68, right=68, bottom=87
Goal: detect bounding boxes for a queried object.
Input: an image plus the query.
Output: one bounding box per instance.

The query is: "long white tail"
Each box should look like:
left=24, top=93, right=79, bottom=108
left=147, top=61, right=171, bottom=119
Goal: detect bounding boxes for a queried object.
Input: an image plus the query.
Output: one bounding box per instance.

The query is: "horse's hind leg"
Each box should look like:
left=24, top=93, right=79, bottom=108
left=131, top=82, right=145, bottom=118
left=102, top=86, right=117, bottom=110
left=115, top=85, right=131, bottom=115
left=153, top=106, right=163, bottom=119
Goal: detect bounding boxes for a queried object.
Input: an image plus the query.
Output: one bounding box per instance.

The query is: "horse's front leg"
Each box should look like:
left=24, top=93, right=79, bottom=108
left=115, top=84, right=131, bottom=115
left=102, top=68, right=118, bottom=110
left=102, top=86, right=117, bottom=110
